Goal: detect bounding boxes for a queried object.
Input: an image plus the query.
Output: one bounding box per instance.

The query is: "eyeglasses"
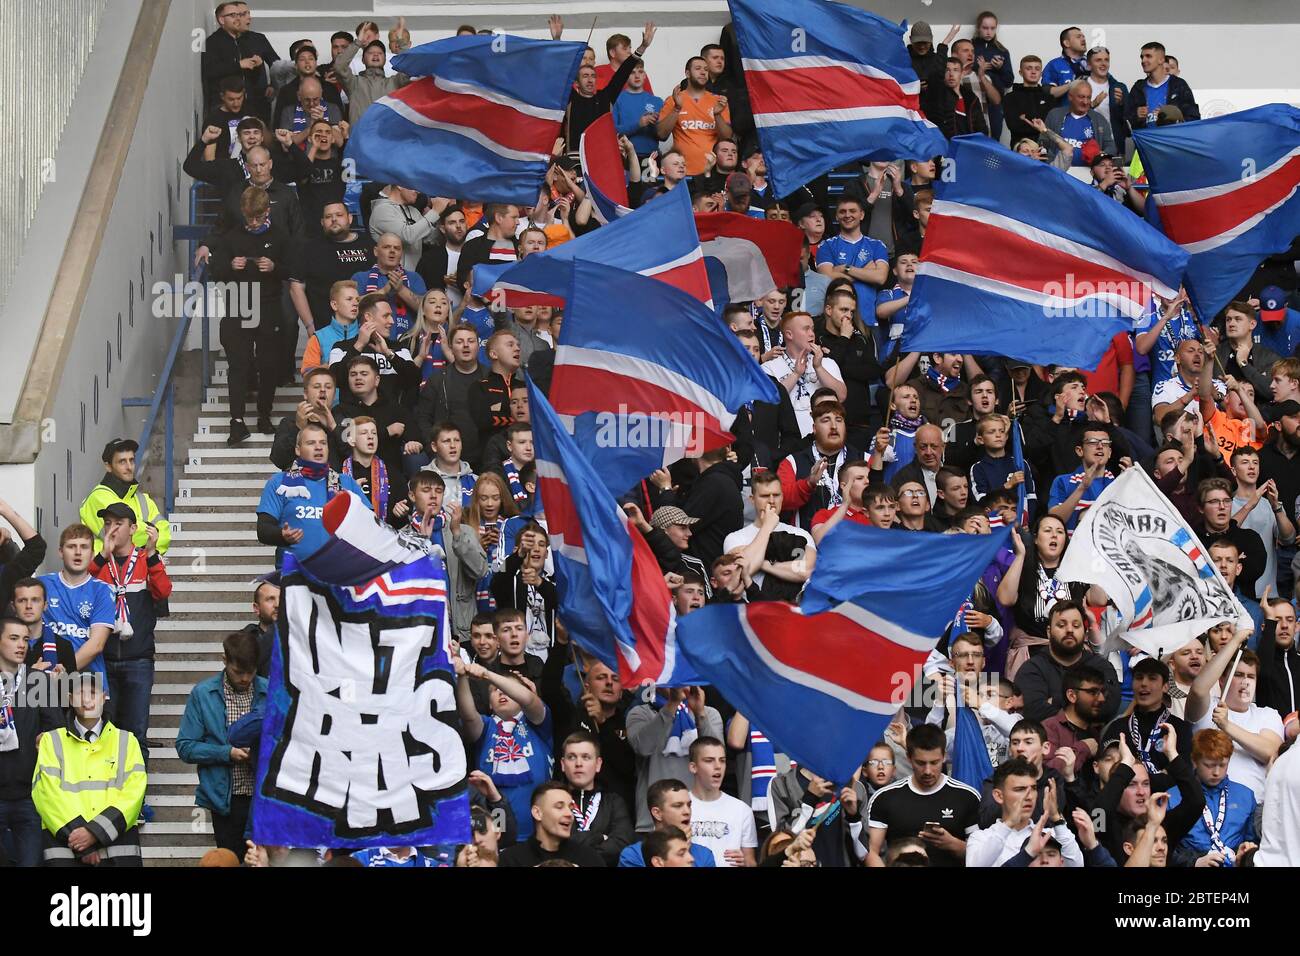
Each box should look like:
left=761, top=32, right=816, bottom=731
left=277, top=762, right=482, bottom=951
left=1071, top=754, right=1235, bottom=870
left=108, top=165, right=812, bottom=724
left=1082, top=438, right=1112, bottom=447
left=1203, top=497, right=1232, bottom=507
left=900, top=489, right=927, bottom=499
left=865, top=759, right=895, bottom=768
left=1074, top=686, right=1105, bottom=696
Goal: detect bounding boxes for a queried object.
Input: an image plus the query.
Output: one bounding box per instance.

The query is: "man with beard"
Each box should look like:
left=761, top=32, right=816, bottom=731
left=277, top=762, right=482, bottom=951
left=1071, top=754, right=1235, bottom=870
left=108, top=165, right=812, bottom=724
left=499, top=781, right=606, bottom=867
left=416, top=205, right=469, bottom=307
left=1256, top=593, right=1300, bottom=718
left=556, top=732, right=633, bottom=867
left=776, top=404, right=863, bottom=530
left=1165, top=637, right=1206, bottom=719
left=546, top=655, right=635, bottom=808
left=1044, top=664, right=1107, bottom=785
left=1016, top=600, right=1120, bottom=722
left=1102, top=658, right=1192, bottom=790
left=288, top=201, right=373, bottom=337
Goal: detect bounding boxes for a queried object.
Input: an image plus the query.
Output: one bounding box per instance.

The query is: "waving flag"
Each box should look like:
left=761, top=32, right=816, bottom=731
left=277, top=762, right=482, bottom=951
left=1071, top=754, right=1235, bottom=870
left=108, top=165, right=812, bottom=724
left=678, top=522, right=1009, bottom=782
left=254, top=492, right=468, bottom=848
left=346, top=34, right=585, bottom=205
left=579, top=112, right=633, bottom=224
left=694, top=212, right=804, bottom=302
left=530, top=378, right=700, bottom=685
left=472, top=185, right=710, bottom=307
left=951, top=705, right=994, bottom=791
left=549, top=260, right=778, bottom=496
left=1134, top=104, right=1300, bottom=321
left=1011, top=418, right=1030, bottom=527
left=1056, top=467, right=1253, bottom=660
left=902, top=136, right=1189, bottom=369
left=727, top=0, right=947, bottom=199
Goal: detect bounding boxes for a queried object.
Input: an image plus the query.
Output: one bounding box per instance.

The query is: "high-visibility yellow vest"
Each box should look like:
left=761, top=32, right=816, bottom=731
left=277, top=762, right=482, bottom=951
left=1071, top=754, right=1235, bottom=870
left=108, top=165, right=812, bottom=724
left=31, top=722, right=146, bottom=842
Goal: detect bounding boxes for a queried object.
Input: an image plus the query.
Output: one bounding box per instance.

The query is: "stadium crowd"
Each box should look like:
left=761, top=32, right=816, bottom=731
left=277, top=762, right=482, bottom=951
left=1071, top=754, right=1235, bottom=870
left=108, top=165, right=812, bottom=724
left=0, top=1, right=1297, bottom=869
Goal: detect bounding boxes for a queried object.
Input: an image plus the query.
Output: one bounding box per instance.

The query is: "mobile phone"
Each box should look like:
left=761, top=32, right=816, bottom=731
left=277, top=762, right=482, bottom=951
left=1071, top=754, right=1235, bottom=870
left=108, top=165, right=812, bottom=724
left=924, top=821, right=943, bottom=831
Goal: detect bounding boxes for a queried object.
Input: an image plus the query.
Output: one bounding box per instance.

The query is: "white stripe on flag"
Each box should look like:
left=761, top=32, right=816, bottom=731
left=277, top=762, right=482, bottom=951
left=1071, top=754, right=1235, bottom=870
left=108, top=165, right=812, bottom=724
left=916, top=262, right=1152, bottom=320
left=432, top=75, right=566, bottom=122
left=829, top=602, right=936, bottom=653
left=377, top=97, right=552, bottom=164
left=699, top=235, right=777, bottom=304
left=640, top=247, right=705, bottom=277
left=735, top=608, right=898, bottom=715
left=1162, top=187, right=1300, bottom=255
left=554, top=345, right=735, bottom=428
left=933, top=200, right=1180, bottom=300
left=1151, top=145, right=1300, bottom=205
left=740, top=55, right=919, bottom=95
left=753, top=104, right=930, bottom=128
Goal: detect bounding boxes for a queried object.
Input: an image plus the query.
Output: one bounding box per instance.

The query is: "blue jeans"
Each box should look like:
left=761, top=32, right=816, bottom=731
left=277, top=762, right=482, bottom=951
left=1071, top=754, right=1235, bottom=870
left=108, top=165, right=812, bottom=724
left=106, top=658, right=155, bottom=767
left=0, top=797, right=41, bottom=867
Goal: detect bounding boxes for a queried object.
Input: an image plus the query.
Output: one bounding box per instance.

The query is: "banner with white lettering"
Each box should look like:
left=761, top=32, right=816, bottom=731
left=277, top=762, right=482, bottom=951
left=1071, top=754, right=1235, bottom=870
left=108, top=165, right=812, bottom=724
left=1056, top=467, right=1252, bottom=659
left=253, top=493, right=469, bottom=848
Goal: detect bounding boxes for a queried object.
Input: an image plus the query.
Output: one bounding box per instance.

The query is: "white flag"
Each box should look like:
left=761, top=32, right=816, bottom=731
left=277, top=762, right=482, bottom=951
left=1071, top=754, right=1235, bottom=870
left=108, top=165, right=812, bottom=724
left=1056, top=467, right=1252, bottom=659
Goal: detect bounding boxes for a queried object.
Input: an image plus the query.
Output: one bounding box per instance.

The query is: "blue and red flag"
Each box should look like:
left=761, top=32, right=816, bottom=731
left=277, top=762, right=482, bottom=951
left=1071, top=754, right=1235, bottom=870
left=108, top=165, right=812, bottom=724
left=1134, top=104, right=1300, bottom=322
left=346, top=34, right=586, bottom=205
left=530, top=377, right=700, bottom=686
left=1011, top=418, right=1029, bottom=527
left=726, top=0, right=947, bottom=199
left=678, top=522, right=1009, bottom=782
left=472, top=184, right=710, bottom=307
left=902, top=135, right=1188, bottom=369
left=694, top=212, right=804, bottom=304
left=579, top=112, right=633, bottom=224
left=547, top=260, right=778, bottom=496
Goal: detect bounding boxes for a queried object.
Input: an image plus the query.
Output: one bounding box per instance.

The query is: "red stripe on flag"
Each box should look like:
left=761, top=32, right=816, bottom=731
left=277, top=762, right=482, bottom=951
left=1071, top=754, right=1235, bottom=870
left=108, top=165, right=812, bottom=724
left=693, top=213, right=804, bottom=289
left=651, top=259, right=714, bottom=304
left=390, top=78, right=560, bottom=155
left=537, top=475, right=584, bottom=549
left=623, top=527, right=673, bottom=684
left=923, top=213, right=1150, bottom=307
left=550, top=366, right=734, bottom=452
left=745, top=65, right=921, bottom=116
left=1158, top=154, right=1300, bottom=246
left=746, top=603, right=927, bottom=703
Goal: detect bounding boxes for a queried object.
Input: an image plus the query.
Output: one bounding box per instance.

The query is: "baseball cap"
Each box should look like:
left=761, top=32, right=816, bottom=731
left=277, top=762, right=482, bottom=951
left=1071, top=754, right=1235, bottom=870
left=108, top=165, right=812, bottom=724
left=97, top=502, right=137, bottom=523
left=290, top=40, right=318, bottom=60
left=1089, top=152, right=1117, bottom=168
left=1259, top=285, right=1288, bottom=323
left=1005, top=358, right=1033, bottom=370
left=910, top=21, right=933, bottom=43
left=101, top=437, right=139, bottom=463
left=1272, top=399, right=1300, bottom=420
left=650, top=506, right=700, bottom=531
left=363, top=39, right=386, bottom=56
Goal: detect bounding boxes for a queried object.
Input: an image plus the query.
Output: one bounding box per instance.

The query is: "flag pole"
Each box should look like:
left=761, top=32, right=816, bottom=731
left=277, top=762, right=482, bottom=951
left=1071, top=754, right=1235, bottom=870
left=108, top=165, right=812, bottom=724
left=585, top=16, right=598, bottom=46
left=1223, top=646, right=1245, bottom=702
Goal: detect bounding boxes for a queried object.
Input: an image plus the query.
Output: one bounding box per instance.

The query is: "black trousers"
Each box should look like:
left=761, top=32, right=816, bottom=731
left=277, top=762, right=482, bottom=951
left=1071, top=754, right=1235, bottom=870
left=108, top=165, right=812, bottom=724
left=210, top=795, right=252, bottom=858
left=220, top=306, right=282, bottom=422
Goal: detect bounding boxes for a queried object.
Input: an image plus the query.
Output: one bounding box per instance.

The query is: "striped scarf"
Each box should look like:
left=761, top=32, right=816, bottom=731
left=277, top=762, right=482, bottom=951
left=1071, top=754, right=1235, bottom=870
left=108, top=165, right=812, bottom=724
left=759, top=322, right=783, bottom=356
left=503, top=460, right=529, bottom=506
left=655, top=692, right=698, bottom=757
left=927, top=365, right=961, bottom=393
left=750, top=728, right=776, bottom=814
left=409, top=506, right=445, bottom=537
left=889, top=409, right=925, bottom=431
left=282, top=457, right=341, bottom=499
left=104, top=548, right=143, bottom=638
left=417, top=330, right=446, bottom=382
left=488, top=716, right=534, bottom=782
left=344, top=456, right=389, bottom=519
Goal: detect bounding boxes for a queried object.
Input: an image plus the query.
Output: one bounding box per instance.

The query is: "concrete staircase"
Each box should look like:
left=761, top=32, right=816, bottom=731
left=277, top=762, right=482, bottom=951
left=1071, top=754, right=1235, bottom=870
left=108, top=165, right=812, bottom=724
left=140, top=362, right=295, bottom=865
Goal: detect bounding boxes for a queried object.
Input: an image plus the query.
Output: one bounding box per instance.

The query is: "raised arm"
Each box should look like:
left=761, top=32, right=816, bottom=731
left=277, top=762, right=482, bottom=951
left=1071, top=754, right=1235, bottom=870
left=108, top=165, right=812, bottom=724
left=1187, top=629, right=1249, bottom=723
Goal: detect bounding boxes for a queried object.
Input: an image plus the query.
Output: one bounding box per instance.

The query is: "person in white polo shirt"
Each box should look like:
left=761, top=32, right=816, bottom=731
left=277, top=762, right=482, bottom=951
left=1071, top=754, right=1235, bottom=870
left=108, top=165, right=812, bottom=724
left=687, top=736, right=757, bottom=867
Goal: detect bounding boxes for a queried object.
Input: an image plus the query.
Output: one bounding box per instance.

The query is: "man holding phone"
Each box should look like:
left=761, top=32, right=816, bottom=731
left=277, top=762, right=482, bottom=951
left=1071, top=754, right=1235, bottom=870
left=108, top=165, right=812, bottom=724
left=866, top=723, right=981, bottom=867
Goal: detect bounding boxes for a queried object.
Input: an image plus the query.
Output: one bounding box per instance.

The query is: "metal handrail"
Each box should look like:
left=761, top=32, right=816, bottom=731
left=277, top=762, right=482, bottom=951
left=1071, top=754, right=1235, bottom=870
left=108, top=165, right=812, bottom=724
left=121, top=182, right=218, bottom=513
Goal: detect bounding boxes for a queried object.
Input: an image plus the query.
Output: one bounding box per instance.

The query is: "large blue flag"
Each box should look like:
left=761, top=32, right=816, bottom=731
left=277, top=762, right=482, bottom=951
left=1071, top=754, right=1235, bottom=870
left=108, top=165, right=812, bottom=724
left=950, top=705, right=994, bottom=791
left=727, top=0, right=947, bottom=198
left=346, top=34, right=586, bottom=205
left=508, top=258, right=777, bottom=497
left=254, top=492, right=469, bottom=848
left=677, top=522, right=1009, bottom=783
left=1134, top=104, right=1300, bottom=322
left=530, top=377, right=701, bottom=686
left=901, top=135, right=1189, bottom=369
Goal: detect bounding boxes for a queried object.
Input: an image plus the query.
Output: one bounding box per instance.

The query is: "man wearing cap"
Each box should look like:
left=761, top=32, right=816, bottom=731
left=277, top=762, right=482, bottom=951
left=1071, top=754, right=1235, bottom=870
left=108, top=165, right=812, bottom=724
left=1253, top=286, right=1300, bottom=359
left=79, top=439, right=171, bottom=557
left=723, top=173, right=763, bottom=219
left=332, top=22, right=410, bottom=125
left=1127, top=41, right=1199, bottom=129
left=88, top=503, right=171, bottom=769
left=626, top=504, right=710, bottom=598
left=906, top=21, right=959, bottom=90
left=1091, top=153, right=1145, bottom=213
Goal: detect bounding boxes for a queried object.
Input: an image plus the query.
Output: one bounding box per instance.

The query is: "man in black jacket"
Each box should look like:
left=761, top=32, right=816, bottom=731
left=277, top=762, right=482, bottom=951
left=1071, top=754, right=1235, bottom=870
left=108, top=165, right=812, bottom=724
left=921, top=57, right=987, bottom=139
left=679, top=446, right=745, bottom=572
left=0, top=498, right=46, bottom=613
left=499, top=781, right=606, bottom=867
left=1002, top=55, right=1056, bottom=146
left=1126, top=41, right=1199, bottom=130
left=201, top=1, right=279, bottom=119
left=418, top=323, right=490, bottom=469
left=558, top=731, right=634, bottom=867
left=1257, top=597, right=1300, bottom=718
left=564, top=24, right=653, bottom=151
left=333, top=356, right=427, bottom=478
left=733, top=329, right=802, bottom=471
left=0, top=616, right=63, bottom=866
left=185, top=118, right=305, bottom=191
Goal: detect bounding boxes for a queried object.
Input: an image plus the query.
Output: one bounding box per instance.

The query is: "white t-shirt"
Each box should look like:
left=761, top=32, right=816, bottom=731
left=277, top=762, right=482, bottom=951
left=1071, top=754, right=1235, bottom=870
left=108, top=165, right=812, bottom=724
left=1088, top=77, right=1111, bottom=124
left=1150, top=375, right=1227, bottom=434
left=761, top=355, right=844, bottom=437
left=690, top=791, right=758, bottom=867
left=1191, top=693, right=1285, bottom=800
left=723, top=522, right=814, bottom=590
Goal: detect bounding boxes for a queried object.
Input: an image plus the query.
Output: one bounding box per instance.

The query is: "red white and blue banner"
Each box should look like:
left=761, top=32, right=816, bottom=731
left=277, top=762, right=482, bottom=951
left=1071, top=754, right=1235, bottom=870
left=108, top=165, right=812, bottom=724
left=677, top=521, right=1009, bottom=783
left=254, top=492, right=469, bottom=848
left=694, top=211, right=804, bottom=303
left=1134, top=104, right=1300, bottom=322
left=727, top=0, right=947, bottom=198
left=579, top=112, right=633, bottom=224
left=1055, top=467, right=1252, bottom=660
left=472, top=185, right=711, bottom=307
left=531, top=379, right=700, bottom=685
left=902, top=135, right=1189, bottom=369
left=346, top=34, right=586, bottom=205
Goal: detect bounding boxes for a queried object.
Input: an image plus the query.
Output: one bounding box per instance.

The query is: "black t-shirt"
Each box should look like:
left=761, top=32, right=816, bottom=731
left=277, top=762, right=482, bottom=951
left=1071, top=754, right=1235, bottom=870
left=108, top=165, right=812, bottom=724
left=866, top=775, right=982, bottom=867
left=498, top=836, right=606, bottom=867
left=289, top=233, right=374, bottom=328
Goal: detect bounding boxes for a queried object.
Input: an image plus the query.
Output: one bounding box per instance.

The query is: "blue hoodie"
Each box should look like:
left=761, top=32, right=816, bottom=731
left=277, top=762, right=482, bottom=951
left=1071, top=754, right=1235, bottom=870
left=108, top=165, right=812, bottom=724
left=1169, top=777, right=1256, bottom=866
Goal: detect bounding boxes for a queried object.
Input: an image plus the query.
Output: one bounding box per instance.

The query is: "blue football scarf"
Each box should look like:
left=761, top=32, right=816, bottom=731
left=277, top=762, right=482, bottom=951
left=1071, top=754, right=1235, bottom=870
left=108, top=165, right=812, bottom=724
left=927, top=365, right=961, bottom=393
left=503, top=460, right=530, bottom=506
left=281, top=458, right=341, bottom=499
left=750, top=728, right=776, bottom=814
left=655, top=691, right=698, bottom=757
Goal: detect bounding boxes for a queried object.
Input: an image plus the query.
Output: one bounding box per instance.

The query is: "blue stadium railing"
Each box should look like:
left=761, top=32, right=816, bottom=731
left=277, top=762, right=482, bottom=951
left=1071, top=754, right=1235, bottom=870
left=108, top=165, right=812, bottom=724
left=125, top=177, right=370, bottom=512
